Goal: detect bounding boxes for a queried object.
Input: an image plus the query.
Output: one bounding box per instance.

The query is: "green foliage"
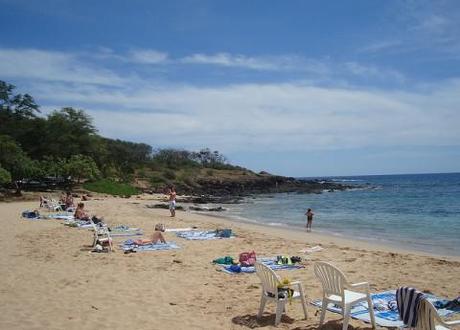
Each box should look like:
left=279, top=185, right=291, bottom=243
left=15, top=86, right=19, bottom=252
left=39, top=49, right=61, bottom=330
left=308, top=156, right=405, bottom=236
left=44, top=107, right=98, bottom=159
left=182, top=176, right=196, bottom=187
left=101, top=138, right=152, bottom=174
left=0, top=166, right=11, bottom=185
left=0, top=81, right=40, bottom=118
left=163, top=169, right=177, bottom=180
left=63, top=154, right=101, bottom=183
left=0, top=80, right=249, bottom=192
left=152, top=149, right=199, bottom=169
left=0, top=135, right=41, bottom=180
left=83, top=179, right=139, bottom=196
left=149, top=174, right=167, bottom=188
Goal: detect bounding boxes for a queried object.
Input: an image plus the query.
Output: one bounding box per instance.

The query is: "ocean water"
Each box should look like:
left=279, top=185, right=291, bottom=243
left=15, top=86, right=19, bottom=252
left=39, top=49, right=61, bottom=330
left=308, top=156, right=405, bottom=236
left=221, top=173, right=460, bottom=257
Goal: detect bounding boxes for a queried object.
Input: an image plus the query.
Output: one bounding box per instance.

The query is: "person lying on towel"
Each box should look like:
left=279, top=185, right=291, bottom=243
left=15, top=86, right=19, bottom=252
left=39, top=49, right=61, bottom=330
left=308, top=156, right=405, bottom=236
left=133, top=223, right=166, bottom=245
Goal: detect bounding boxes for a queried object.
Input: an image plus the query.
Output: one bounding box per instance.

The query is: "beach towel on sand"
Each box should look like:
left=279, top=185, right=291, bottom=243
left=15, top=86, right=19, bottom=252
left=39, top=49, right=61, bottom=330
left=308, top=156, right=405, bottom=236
left=109, top=225, right=143, bottom=237
left=311, top=290, right=460, bottom=328
left=22, top=211, right=74, bottom=221
left=44, top=213, right=75, bottom=221
left=219, top=257, right=304, bottom=274
left=176, top=230, right=234, bottom=240
left=63, top=220, right=93, bottom=228
left=121, top=239, right=180, bottom=252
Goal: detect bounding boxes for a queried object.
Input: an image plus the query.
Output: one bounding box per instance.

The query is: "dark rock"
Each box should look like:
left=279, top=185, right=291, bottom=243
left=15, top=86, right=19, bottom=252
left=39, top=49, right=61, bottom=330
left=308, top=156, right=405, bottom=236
left=146, top=203, right=184, bottom=210
left=189, top=205, right=227, bottom=212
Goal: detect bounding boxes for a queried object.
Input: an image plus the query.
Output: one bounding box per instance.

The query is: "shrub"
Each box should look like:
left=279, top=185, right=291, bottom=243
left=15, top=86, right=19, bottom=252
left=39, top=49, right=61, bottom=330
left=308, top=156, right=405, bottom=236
left=150, top=175, right=166, bottom=185
left=83, top=179, right=139, bottom=196
left=163, top=169, right=176, bottom=180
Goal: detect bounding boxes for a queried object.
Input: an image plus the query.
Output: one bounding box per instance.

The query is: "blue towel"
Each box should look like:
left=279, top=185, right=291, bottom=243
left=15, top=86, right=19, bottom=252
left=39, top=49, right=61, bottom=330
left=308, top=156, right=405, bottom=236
left=220, top=257, right=304, bottom=274
left=45, top=213, right=75, bottom=220
left=121, top=240, right=180, bottom=252
left=109, top=225, right=143, bottom=237
left=110, top=231, right=143, bottom=237
left=176, top=230, right=234, bottom=240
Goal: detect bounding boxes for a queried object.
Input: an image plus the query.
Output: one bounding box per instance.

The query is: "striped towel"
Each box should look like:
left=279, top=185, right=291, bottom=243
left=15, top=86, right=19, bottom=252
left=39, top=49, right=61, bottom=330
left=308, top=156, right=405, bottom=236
left=396, top=286, right=425, bottom=327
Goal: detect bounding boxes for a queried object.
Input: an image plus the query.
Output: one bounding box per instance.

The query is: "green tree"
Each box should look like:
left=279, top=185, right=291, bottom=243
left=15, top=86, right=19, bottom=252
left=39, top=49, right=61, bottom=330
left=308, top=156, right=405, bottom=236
left=43, top=107, right=99, bottom=159
left=0, top=80, right=40, bottom=118
left=0, top=166, right=11, bottom=185
left=0, top=135, right=41, bottom=194
left=103, top=138, right=152, bottom=174
left=63, top=154, right=101, bottom=183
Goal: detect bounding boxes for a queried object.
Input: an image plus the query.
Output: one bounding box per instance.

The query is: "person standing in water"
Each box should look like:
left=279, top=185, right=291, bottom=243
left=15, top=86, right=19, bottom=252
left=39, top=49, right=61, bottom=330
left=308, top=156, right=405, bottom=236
left=305, top=208, right=314, bottom=232
left=168, top=187, right=177, bottom=217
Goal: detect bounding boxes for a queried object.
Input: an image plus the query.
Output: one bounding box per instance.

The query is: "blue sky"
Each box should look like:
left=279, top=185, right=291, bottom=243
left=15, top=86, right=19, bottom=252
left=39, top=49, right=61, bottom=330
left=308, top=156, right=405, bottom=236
left=1, top=0, right=460, bottom=176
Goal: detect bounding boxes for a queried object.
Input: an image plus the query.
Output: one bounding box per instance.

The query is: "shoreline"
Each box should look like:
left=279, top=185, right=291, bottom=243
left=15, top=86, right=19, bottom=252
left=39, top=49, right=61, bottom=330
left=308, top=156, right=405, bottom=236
left=190, top=209, right=460, bottom=262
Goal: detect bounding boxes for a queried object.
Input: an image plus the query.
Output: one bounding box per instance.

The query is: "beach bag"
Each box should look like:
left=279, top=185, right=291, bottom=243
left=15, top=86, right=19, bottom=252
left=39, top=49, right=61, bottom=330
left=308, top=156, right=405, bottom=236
left=22, top=210, right=40, bottom=219
left=276, top=256, right=292, bottom=265
left=216, top=228, right=232, bottom=238
left=239, top=251, right=257, bottom=267
left=213, top=256, right=234, bottom=265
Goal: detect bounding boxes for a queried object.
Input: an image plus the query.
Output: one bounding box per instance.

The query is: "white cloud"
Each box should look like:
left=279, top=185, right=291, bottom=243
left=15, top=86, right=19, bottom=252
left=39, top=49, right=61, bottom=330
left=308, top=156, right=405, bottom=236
left=0, top=48, right=125, bottom=86
left=359, top=40, right=402, bottom=53
left=127, top=49, right=168, bottom=64
left=361, top=3, right=460, bottom=56
left=180, top=53, right=330, bottom=74
left=30, top=79, right=460, bottom=154
left=344, top=62, right=405, bottom=83
left=2, top=47, right=457, bottom=156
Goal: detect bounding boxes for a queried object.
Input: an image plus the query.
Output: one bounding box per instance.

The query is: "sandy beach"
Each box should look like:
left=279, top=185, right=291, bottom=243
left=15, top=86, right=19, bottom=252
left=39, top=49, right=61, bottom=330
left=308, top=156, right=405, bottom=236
left=1, top=195, right=459, bottom=330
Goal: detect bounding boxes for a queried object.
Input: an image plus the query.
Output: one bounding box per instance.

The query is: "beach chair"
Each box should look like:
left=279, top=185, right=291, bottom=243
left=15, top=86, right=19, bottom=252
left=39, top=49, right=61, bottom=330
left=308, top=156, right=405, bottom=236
left=90, top=220, right=113, bottom=252
left=42, top=198, right=63, bottom=212
left=255, top=261, right=308, bottom=326
left=314, top=261, right=376, bottom=330
left=406, top=297, right=460, bottom=330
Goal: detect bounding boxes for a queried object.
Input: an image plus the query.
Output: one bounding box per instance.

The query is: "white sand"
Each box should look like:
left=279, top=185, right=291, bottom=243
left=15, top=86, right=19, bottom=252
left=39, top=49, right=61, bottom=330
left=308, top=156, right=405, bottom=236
left=0, top=195, right=459, bottom=330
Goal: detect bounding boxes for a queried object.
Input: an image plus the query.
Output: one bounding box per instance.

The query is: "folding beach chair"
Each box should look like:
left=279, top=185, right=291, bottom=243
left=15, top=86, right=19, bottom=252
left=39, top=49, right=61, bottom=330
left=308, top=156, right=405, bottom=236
left=42, top=198, right=63, bottom=212
left=314, top=261, right=376, bottom=330
left=255, top=262, right=308, bottom=326
left=90, top=219, right=113, bottom=252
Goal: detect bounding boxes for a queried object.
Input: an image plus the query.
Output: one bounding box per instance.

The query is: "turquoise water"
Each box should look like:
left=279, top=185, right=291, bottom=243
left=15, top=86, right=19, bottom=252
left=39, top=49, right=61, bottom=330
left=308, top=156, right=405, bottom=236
left=223, top=173, right=460, bottom=256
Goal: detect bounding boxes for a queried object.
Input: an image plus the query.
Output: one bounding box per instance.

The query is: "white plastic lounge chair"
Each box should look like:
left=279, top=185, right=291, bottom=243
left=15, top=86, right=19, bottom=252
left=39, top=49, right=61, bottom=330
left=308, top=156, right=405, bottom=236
left=42, top=198, right=63, bottom=212
left=90, top=220, right=113, bottom=252
left=410, top=297, right=460, bottom=330
left=314, top=261, right=376, bottom=330
left=255, top=261, right=308, bottom=326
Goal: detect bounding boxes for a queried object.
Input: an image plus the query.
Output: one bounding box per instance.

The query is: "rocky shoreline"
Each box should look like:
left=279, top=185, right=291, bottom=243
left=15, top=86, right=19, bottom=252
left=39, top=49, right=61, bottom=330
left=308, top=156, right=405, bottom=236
left=168, top=176, right=358, bottom=204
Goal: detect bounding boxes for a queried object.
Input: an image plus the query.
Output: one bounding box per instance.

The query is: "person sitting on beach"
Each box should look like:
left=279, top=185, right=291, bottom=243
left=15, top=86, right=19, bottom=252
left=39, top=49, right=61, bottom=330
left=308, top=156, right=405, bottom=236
left=133, top=224, right=166, bottom=245
left=64, top=191, right=74, bottom=210
left=74, top=202, right=90, bottom=220
left=74, top=202, right=104, bottom=224
left=39, top=195, right=47, bottom=208
left=59, top=192, right=66, bottom=204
